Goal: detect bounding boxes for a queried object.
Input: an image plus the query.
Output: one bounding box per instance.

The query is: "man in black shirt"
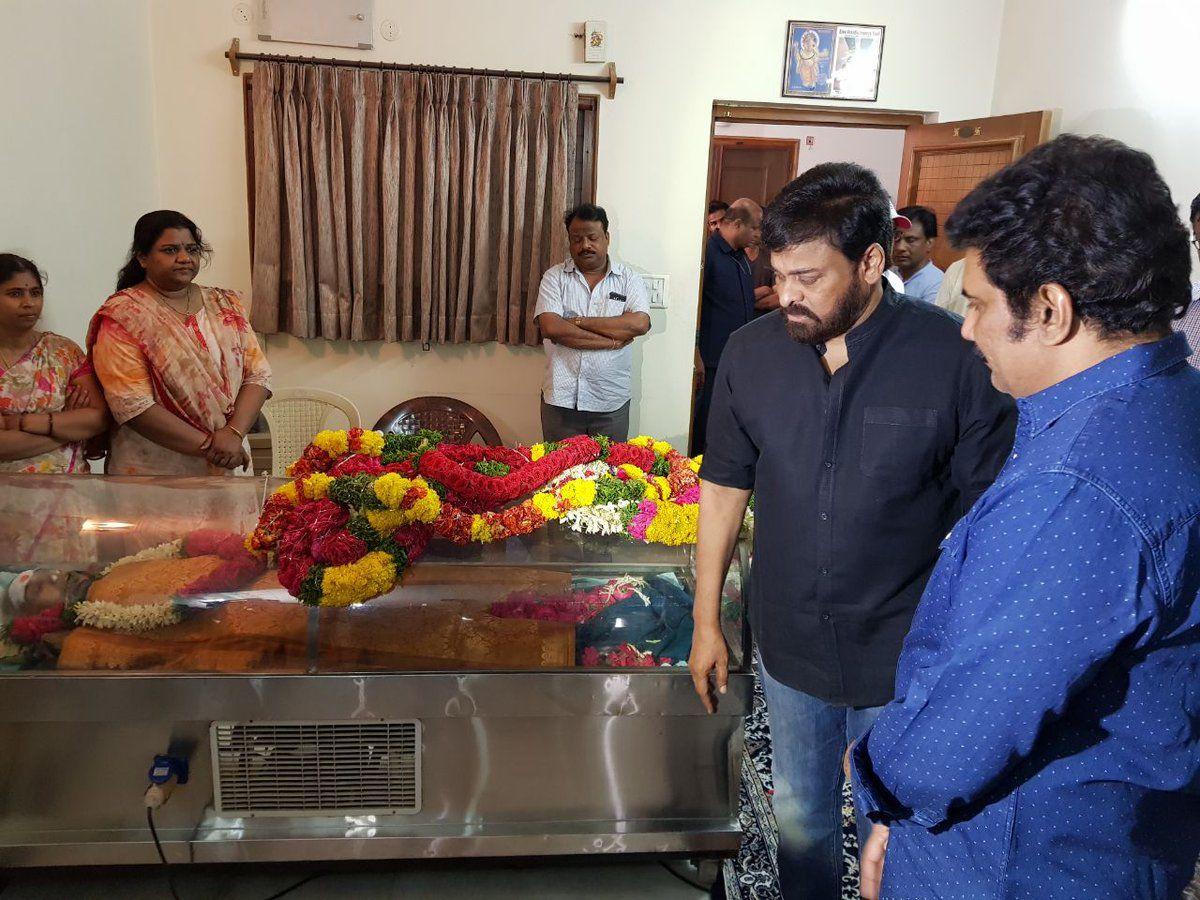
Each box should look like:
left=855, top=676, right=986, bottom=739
left=688, top=163, right=1015, bottom=899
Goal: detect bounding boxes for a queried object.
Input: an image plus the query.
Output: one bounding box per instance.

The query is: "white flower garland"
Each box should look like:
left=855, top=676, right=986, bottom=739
left=73, top=600, right=180, bottom=633
left=547, top=461, right=614, bottom=491
left=560, top=500, right=633, bottom=536
left=97, top=540, right=184, bottom=578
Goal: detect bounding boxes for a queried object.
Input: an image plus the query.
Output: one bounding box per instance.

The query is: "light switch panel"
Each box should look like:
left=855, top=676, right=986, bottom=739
left=643, top=275, right=669, bottom=309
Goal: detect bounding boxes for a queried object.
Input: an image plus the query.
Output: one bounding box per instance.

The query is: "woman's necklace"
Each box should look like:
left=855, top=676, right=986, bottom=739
left=149, top=281, right=197, bottom=319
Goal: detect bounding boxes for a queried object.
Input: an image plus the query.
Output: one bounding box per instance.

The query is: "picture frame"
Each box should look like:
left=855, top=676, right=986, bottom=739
left=781, top=20, right=885, bottom=102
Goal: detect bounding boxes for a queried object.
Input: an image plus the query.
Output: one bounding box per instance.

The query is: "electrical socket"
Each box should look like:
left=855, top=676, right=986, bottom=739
left=232, top=2, right=253, bottom=25
left=380, top=18, right=399, bottom=41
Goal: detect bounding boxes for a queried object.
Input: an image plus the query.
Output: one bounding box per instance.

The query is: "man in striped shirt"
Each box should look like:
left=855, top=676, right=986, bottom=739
left=534, top=204, right=651, bottom=442
left=1172, top=192, right=1200, bottom=367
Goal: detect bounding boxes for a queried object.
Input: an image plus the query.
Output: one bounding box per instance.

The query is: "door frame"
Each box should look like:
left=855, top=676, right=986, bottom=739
left=712, top=100, right=932, bottom=130
left=708, top=137, right=802, bottom=210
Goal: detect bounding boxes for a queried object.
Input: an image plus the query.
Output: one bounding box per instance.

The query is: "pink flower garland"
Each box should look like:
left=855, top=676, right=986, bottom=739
left=626, top=500, right=659, bottom=542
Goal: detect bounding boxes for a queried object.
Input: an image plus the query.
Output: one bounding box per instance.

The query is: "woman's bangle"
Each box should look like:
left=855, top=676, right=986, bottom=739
left=198, top=432, right=214, bottom=453
left=225, top=424, right=246, bottom=440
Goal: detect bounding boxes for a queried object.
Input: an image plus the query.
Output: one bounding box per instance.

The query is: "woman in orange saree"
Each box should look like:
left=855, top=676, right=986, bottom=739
left=88, top=211, right=272, bottom=476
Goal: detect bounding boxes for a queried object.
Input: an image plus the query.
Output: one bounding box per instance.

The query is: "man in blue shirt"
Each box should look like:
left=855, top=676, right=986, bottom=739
left=892, top=205, right=944, bottom=303
left=853, top=135, right=1200, bottom=898
left=691, top=198, right=763, bottom=454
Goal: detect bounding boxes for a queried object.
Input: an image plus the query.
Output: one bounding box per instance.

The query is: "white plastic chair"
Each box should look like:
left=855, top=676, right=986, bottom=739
left=261, top=388, right=361, bottom=477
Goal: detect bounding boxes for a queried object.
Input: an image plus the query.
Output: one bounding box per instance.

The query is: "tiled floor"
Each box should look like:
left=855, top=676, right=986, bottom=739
left=0, top=860, right=709, bottom=899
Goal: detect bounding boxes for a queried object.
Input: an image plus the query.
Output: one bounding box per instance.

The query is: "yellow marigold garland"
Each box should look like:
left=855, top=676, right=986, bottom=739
left=532, top=492, right=560, bottom=520
left=356, top=429, right=385, bottom=457
left=312, top=429, right=350, bottom=456
left=301, top=472, right=334, bottom=501
left=321, top=551, right=397, bottom=607
left=642, top=501, right=699, bottom=546
left=373, top=472, right=416, bottom=508
left=559, top=478, right=597, bottom=508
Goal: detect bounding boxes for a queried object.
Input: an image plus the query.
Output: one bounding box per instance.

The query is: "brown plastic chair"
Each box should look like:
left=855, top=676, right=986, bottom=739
left=372, top=396, right=502, bottom=446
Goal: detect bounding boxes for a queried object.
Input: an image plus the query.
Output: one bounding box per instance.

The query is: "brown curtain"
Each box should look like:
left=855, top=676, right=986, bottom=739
left=250, top=61, right=578, bottom=345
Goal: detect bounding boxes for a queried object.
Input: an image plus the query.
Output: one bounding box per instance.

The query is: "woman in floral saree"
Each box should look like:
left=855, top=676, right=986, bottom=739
left=0, top=253, right=109, bottom=565
left=89, top=210, right=272, bottom=476
left=0, top=253, right=108, bottom=473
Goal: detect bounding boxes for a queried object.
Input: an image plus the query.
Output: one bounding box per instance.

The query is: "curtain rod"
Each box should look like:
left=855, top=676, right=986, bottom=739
left=225, top=38, right=622, bottom=98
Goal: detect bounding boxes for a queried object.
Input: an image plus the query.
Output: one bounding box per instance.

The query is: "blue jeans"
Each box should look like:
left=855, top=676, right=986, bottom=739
left=759, top=660, right=885, bottom=900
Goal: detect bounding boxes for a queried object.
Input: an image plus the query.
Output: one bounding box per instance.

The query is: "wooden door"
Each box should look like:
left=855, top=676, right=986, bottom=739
left=708, top=138, right=799, bottom=207
left=897, top=110, right=1053, bottom=271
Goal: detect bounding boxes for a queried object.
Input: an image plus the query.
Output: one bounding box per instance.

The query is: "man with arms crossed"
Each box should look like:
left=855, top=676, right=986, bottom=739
left=535, top=203, right=651, bottom=442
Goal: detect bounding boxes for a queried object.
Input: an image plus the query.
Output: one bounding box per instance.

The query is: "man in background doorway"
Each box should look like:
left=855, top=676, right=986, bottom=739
left=934, top=257, right=970, bottom=317
left=692, top=198, right=763, bottom=455
left=534, top=203, right=651, bottom=442
left=1171, top=191, right=1200, bottom=367
left=893, top=205, right=945, bottom=303
left=707, top=199, right=730, bottom=234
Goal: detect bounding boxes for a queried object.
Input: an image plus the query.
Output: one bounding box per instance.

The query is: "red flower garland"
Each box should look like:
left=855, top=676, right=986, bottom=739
left=312, top=530, right=369, bottom=566
left=392, top=523, right=430, bottom=560
left=437, top=444, right=530, bottom=469
left=9, top=603, right=67, bottom=645
left=418, top=435, right=601, bottom=505
left=606, top=442, right=656, bottom=472
left=331, top=455, right=384, bottom=477
left=278, top=552, right=315, bottom=595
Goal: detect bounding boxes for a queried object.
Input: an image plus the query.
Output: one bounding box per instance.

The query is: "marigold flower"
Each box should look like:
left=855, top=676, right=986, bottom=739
left=356, top=429, right=385, bottom=457
left=312, top=429, right=350, bottom=456
left=321, top=551, right=397, bottom=607
left=301, top=472, right=334, bottom=501
left=373, top=472, right=414, bottom=509
left=559, top=478, right=597, bottom=508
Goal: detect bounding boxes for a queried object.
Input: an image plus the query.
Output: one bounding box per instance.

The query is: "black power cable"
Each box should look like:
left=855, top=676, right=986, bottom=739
left=146, top=807, right=182, bottom=900
left=146, top=807, right=328, bottom=900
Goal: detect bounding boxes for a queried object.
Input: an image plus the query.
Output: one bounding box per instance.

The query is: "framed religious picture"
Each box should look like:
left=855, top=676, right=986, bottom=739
left=781, top=20, right=885, bottom=102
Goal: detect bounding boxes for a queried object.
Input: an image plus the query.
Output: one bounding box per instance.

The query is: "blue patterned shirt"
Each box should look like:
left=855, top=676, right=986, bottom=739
left=853, top=333, right=1200, bottom=899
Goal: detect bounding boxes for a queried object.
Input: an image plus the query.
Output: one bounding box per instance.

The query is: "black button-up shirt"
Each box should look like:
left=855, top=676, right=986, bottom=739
left=700, top=288, right=1016, bottom=706
left=698, top=233, right=757, bottom=368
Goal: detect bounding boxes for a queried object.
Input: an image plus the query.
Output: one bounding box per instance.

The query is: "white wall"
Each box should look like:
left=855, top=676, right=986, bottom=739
left=712, top=122, right=907, bottom=198
left=0, top=0, right=158, bottom=346
left=992, top=0, right=1200, bottom=260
